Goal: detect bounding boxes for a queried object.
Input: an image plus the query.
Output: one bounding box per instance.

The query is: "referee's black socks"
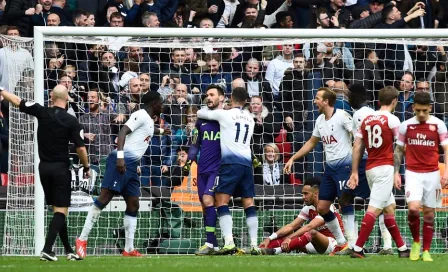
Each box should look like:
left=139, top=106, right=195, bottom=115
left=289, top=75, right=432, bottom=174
left=43, top=212, right=66, bottom=253
left=59, top=218, right=74, bottom=254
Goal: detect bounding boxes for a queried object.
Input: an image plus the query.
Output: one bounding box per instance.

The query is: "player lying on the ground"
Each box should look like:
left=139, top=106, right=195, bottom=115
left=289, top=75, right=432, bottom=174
left=394, top=91, right=448, bottom=262
left=76, top=92, right=170, bottom=258
left=348, top=86, right=409, bottom=259
left=258, top=177, right=342, bottom=255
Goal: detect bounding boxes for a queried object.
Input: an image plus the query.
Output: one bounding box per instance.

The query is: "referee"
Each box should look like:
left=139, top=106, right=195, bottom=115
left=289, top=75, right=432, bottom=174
left=0, top=85, right=90, bottom=261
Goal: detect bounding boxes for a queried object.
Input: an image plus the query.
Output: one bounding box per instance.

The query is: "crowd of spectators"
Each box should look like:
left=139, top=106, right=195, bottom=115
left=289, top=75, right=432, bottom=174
left=0, top=0, right=447, bottom=192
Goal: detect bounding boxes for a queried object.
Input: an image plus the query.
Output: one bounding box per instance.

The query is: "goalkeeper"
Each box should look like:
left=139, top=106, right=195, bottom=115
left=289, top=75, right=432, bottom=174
left=185, top=85, right=224, bottom=255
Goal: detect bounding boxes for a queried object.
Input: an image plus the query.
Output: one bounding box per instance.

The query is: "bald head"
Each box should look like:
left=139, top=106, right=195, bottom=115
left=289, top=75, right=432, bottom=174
left=52, top=84, right=68, bottom=102
left=47, top=13, right=61, bottom=26
left=232, top=78, right=245, bottom=90
left=333, top=81, right=348, bottom=95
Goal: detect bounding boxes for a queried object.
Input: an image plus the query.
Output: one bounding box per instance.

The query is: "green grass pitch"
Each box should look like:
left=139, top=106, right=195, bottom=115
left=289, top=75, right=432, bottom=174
left=1, top=255, right=446, bottom=272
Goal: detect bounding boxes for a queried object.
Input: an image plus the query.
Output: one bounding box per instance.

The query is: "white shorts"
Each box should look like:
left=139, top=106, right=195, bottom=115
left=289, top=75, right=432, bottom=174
left=305, top=237, right=337, bottom=255
left=365, top=165, right=396, bottom=209
left=405, top=170, right=442, bottom=208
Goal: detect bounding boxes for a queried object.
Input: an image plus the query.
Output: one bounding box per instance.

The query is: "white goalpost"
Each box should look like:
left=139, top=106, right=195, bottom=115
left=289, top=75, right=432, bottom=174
left=2, top=27, right=448, bottom=256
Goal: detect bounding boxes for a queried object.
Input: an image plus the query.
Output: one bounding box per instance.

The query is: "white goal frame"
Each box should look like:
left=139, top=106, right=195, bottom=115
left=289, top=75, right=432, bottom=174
left=32, top=26, right=448, bottom=256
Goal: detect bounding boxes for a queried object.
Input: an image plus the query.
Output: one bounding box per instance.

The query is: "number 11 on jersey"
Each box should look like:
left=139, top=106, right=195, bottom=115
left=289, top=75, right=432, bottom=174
left=235, top=122, right=249, bottom=144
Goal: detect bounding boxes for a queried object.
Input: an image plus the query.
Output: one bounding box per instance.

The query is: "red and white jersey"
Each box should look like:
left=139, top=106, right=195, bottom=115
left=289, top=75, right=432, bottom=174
left=397, top=116, right=448, bottom=173
left=356, top=111, right=401, bottom=170
left=298, top=204, right=344, bottom=238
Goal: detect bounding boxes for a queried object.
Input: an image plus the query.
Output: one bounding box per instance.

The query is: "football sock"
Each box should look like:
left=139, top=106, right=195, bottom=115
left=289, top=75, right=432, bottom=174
left=274, top=247, right=282, bottom=255
left=289, top=232, right=312, bottom=251
left=408, top=210, right=421, bottom=243
left=354, top=211, right=376, bottom=252
left=321, top=211, right=346, bottom=245
left=245, top=206, right=258, bottom=247
left=217, top=205, right=234, bottom=246
left=341, top=205, right=356, bottom=248
left=384, top=214, right=406, bottom=249
left=422, top=215, right=434, bottom=251
left=124, top=212, right=137, bottom=252
left=378, top=214, right=392, bottom=249
left=43, top=212, right=66, bottom=253
left=204, top=206, right=218, bottom=248
left=59, top=219, right=73, bottom=253
left=79, top=202, right=102, bottom=241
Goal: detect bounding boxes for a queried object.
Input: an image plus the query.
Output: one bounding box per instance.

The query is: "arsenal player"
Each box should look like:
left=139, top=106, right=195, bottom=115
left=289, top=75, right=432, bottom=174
left=394, top=92, right=448, bottom=262
left=348, top=86, right=410, bottom=258
left=258, top=177, right=343, bottom=255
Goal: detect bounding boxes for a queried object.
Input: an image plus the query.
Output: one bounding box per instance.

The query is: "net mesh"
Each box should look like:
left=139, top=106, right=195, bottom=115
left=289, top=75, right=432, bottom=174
left=1, top=33, right=448, bottom=255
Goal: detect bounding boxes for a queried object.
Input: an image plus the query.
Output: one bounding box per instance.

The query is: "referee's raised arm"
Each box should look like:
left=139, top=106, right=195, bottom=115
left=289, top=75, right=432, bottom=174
left=0, top=84, right=88, bottom=261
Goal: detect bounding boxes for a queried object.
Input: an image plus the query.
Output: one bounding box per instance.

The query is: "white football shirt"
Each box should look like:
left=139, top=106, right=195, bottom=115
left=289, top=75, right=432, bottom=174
left=122, top=109, right=154, bottom=162
left=197, top=107, right=255, bottom=167
left=353, top=106, right=374, bottom=132
left=353, top=106, right=375, bottom=158
left=312, top=109, right=353, bottom=167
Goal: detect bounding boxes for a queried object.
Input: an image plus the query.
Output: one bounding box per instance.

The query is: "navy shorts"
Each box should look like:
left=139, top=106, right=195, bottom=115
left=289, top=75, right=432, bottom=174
left=216, top=164, right=254, bottom=198
left=319, top=159, right=370, bottom=201
left=101, top=154, right=140, bottom=197
left=197, top=171, right=218, bottom=202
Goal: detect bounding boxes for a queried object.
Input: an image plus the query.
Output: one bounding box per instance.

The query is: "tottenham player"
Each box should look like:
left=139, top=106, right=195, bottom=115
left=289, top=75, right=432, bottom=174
left=186, top=85, right=225, bottom=255
left=258, top=177, right=343, bottom=255
left=394, top=92, right=448, bottom=262
left=348, top=84, right=393, bottom=255
left=76, top=92, right=170, bottom=258
left=284, top=87, right=368, bottom=254
left=348, top=86, right=409, bottom=258
left=197, top=87, right=259, bottom=255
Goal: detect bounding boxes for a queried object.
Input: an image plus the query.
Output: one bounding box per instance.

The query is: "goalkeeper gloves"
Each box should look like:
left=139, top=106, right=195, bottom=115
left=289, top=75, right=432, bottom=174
left=183, top=160, right=192, bottom=173
left=252, top=157, right=262, bottom=169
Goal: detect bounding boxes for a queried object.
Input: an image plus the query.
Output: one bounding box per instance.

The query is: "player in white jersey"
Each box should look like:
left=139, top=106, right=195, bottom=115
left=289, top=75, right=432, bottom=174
left=285, top=87, right=360, bottom=255
left=346, top=84, right=393, bottom=255
left=76, top=92, right=170, bottom=258
left=197, top=87, right=260, bottom=255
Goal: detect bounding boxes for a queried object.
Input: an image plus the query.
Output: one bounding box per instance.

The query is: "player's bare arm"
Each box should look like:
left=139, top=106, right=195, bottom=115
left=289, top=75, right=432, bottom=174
left=0, top=88, right=22, bottom=107
left=284, top=136, right=320, bottom=174
left=116, top=125, right=132, bottom=174
left=259, top=217, right=304, bottom=248
left=442, top=145, right=448, bottom=189
left=281, top=218, right=324, bottom=252
left=393, top=145, right=405, bottom=189
left=348, top=137, right=365, bottom=189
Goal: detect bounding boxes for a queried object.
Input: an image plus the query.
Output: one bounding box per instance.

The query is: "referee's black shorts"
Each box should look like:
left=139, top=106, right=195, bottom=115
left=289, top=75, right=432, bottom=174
left=39, top=161, right=71, bottom=207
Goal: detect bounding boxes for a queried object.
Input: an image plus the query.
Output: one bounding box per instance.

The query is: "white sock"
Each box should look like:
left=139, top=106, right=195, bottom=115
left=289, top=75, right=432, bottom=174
left=398, top=245, right=407, bottom=251
left=326, top=218, right=347, bottom=246
left=219, top=214, right=234, bottom=246
left=246, top=216, right=258, bottom=247
left=378, top=214, right=392, bottom=249
left=79, top=205, right=101, bottom=241
left=342, top=214, right=357, bottom=248
left=205, top=242, right=213, bottom=249
left=274, top=247, right=282, bottom=255
left=124, top=215, right=137, bottom=252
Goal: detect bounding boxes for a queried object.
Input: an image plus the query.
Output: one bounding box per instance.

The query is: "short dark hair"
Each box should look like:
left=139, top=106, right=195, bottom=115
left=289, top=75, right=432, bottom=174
left=304, top=176, right=321, bottom=189
left=72, top=9, right=88, bottom=22
left=6, top=25, right=20, bottom=34
left=177, top=145, right=190, bottom=154
left=348, top=84, right=367, bottom=110
left=276, top=11, right=291, bottom=24
left=414, top=92, right=431, bottom=106
left=382, top=4, right=394, bottom=22
left=141, top=91, right=161, bottom=105
left=206, top=84, right=225, bottom=96
left=110, top=12, right=124, bottom=21
left=318, top=87, right=336, bottom=107
left=231, top=87, right=249, bottom=104
left=378, top=86, right=399, bottom=106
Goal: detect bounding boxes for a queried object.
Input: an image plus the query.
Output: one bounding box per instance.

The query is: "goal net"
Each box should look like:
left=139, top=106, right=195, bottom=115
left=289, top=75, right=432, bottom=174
left=2, top=28, right=448, bottom=255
